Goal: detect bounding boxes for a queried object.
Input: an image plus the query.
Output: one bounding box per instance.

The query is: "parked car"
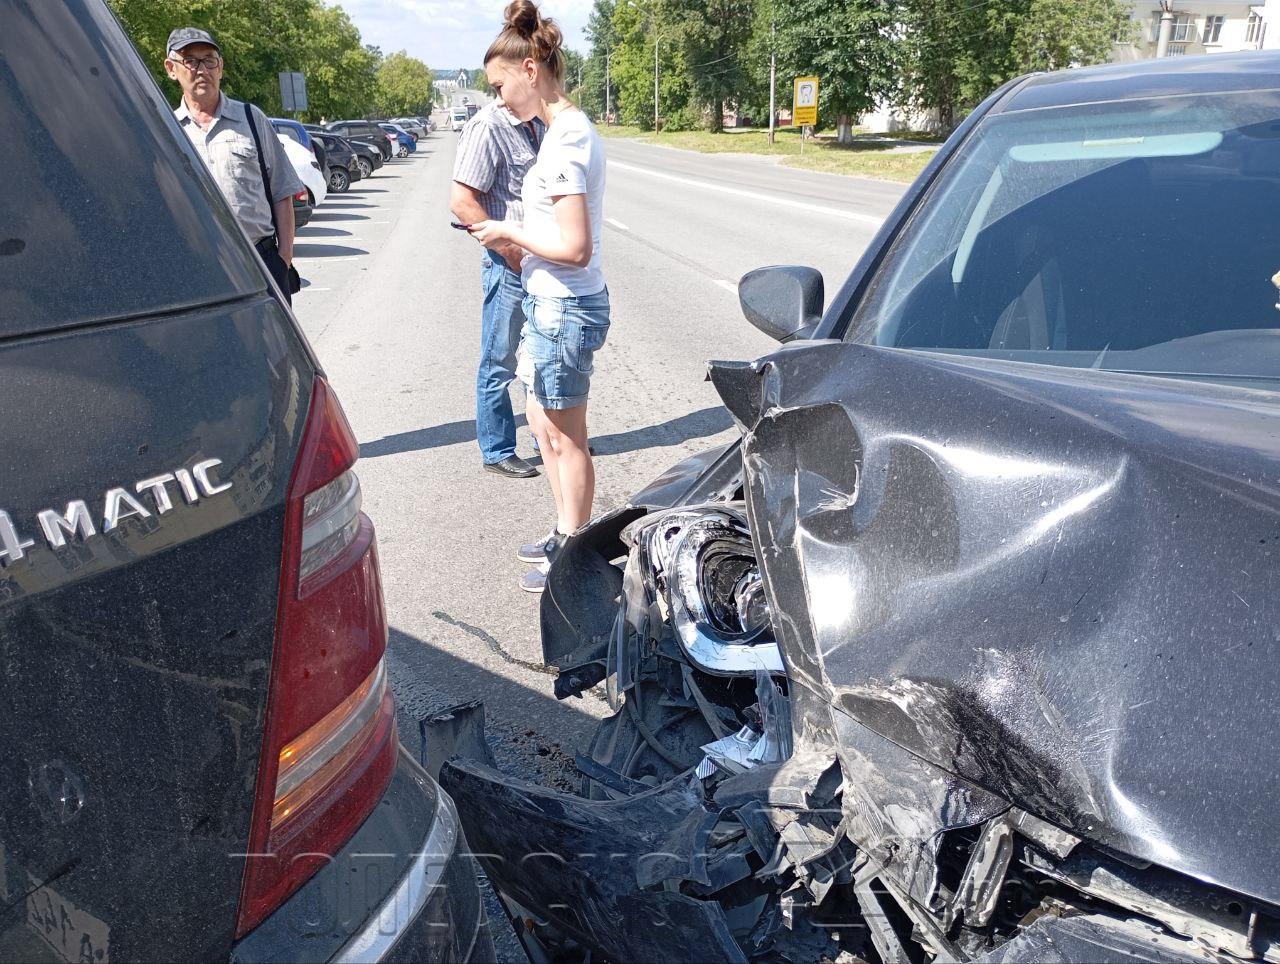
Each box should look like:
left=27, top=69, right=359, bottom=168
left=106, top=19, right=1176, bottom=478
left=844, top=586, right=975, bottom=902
left=437, top=52, right=1280, bottom=964
left=270, top=117, right=324, bottom=172
left=325, top=119, right=393, bottom=162
left=378, top=123, right=416, bottom=157
left=465, top=103, right=479, bottom=120
left=291, top=185, right=313, bottom=229
left=307, top=126, right=379, bottom=181
left=347, top=138, right=384, bottom=178
left=391, top=117, right=427, bottom=139
left=275, top=132, right=327, bottom=209
left=306, top=131, right=360, bottom=193
left=450, top=108, right=468, bottom=132
left=0, top=1, right=493, bottom=961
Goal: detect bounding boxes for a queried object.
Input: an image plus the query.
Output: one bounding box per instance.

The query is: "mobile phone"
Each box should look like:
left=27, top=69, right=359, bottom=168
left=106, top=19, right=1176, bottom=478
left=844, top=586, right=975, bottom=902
left=450, top=221, right=472, bottom=231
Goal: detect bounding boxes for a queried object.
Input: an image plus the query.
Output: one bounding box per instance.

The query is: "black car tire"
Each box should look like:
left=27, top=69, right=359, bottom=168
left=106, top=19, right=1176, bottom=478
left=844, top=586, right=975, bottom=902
left=328, top=166, right=350, bottom=193
left=357, top=156, right=373, bottom=179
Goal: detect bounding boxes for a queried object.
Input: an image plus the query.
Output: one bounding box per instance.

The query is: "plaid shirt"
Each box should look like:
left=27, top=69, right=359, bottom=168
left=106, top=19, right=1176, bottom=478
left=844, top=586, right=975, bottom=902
left=452, top=103, right=544, bottom=222
left=175, top=94, right=302, bottom=243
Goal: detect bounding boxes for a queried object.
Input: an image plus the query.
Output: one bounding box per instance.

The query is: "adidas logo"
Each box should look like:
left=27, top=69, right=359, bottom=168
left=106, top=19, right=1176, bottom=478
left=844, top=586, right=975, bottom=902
left=555, top=173, right=568, bottom=183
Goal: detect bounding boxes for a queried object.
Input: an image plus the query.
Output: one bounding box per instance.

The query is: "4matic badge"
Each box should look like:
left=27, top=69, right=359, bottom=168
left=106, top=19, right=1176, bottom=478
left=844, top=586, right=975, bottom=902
left=0, top=457, right=233, bottom=566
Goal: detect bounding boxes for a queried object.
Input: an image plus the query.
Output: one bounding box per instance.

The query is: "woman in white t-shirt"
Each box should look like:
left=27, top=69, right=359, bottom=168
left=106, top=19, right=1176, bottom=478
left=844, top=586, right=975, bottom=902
left=469, top=0, right=610, bottom=592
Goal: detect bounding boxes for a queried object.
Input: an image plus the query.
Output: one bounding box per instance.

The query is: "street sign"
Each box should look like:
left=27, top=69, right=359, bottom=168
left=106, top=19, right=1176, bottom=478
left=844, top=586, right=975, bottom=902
left=792, top=76, right=818, bottom=127
left=279, top=71, right=307, bottom=112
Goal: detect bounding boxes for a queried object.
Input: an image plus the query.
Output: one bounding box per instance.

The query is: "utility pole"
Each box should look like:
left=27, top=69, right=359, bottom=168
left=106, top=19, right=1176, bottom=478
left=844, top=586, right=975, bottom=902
left=605, top=50, right=612, bottom=122
left=768, top=20, right=776, bottom=144
left=1156, top=0, right=1175, bottom=57
left=653, top=27, right=660, bottom=132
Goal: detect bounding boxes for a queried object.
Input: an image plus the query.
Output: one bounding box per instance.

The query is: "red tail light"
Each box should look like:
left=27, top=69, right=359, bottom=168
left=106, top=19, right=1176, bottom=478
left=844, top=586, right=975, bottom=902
left=235, top=377, right=395, bottom=938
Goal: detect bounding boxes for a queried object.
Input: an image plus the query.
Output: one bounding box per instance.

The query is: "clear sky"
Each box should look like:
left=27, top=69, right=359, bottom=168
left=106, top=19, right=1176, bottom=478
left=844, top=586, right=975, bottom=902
left=340, top=0, right=593, bottom=73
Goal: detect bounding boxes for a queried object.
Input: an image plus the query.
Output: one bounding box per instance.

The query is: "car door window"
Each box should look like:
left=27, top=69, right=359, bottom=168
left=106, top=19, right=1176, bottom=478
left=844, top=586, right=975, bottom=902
left=849, top=91, right=1280, bottom=386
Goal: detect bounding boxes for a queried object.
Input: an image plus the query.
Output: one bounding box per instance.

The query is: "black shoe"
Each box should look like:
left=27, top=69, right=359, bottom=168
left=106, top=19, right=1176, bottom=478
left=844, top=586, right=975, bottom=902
left=484, top=455, right=538, bottom=479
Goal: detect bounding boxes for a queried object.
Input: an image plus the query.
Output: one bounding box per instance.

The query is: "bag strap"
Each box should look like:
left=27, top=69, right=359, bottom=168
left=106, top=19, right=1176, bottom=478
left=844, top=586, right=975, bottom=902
left=244, top=102, right=280, bottom=242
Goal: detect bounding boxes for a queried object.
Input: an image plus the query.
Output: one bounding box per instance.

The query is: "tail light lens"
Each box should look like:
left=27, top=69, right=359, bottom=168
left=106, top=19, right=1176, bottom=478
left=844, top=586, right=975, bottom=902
left=293, top=189, right=307, bottom=202
left=236, top=377, right=395, bottom=938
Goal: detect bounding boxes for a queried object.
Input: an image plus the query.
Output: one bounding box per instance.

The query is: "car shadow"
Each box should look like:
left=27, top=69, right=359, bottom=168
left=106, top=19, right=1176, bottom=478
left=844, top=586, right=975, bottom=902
left=359, top=405, right=731, bottom=460
left=293, top=243, right=369, bottom=258
left=296, top=226, right=357, bottom=238
left=307, top=212, right=369, bottom=222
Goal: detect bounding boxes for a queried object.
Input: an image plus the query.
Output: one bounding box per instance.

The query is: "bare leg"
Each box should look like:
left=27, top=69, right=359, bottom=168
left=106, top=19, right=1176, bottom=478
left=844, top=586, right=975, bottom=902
left=528, top=397, right=566, bottom=525
left=542, top=403, right=593, bottom=532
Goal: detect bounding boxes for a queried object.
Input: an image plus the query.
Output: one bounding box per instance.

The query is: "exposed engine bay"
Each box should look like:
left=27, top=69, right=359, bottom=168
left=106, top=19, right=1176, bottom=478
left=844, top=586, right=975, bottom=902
left=433, top=342, right=1280, bottom=963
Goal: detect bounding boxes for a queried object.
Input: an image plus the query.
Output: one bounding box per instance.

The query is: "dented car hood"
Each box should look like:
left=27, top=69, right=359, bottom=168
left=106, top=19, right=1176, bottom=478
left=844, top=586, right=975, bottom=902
left=711, top=342, right=1280, bottom=906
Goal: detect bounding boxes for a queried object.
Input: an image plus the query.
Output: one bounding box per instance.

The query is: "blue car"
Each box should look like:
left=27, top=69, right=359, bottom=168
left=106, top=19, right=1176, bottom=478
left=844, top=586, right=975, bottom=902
left=378, top=122, right=416, bottom=157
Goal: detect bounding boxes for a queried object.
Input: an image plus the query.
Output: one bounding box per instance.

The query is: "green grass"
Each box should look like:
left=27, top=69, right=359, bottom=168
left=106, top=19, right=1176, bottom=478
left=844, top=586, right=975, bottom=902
left=598, top=124, right=940, bottom=183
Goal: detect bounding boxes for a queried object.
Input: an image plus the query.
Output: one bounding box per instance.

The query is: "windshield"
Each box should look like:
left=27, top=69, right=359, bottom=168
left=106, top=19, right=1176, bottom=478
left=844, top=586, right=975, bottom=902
left=848, top=90, right=1280, bottom=385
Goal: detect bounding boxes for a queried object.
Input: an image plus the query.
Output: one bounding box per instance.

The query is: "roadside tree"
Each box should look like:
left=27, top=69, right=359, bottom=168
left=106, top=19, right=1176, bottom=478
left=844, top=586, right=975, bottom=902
left=898, top=0, right=1130, bottom=131
left=773, top=0, right=896, bottom=142
left=671, top=0, right=756, bottom=131
left=376, top=51, right=435, bottom=116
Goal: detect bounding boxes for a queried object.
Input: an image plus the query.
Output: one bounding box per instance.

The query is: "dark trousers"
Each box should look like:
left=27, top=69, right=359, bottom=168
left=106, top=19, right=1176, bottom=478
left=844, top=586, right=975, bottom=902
left=255, top=236, right=292, bottom=306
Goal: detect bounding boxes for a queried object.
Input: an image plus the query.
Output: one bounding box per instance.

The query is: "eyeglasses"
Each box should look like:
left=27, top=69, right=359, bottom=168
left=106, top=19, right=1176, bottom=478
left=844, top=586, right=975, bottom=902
left=173, top=54, right=221, bottom=72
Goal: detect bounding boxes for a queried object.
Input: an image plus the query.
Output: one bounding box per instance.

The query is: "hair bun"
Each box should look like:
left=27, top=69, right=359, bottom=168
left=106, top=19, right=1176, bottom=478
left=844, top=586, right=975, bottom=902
left=503, top=0, right=542, bottom=36
left=487, top=0, right=565, bottom=79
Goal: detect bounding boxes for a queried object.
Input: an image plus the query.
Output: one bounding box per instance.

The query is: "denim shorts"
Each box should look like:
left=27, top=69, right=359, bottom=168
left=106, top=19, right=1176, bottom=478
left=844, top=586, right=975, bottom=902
left=517, top=288, right=611, bottom=410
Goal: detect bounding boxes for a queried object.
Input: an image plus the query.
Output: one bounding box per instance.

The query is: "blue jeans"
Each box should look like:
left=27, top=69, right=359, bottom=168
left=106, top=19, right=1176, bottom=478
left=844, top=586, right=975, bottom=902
left=477, top=251, right=526, bottom=464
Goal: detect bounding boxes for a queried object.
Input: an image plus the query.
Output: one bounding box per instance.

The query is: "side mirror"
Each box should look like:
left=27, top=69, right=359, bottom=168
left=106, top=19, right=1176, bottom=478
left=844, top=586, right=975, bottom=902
left=737, top=265, right=825, bottom=343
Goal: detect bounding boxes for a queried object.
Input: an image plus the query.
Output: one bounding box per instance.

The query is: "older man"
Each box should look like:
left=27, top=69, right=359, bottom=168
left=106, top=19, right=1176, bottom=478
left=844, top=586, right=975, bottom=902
left=164, top=28, right=302, bottom=302
left=451, top=101, right=544, bottom=479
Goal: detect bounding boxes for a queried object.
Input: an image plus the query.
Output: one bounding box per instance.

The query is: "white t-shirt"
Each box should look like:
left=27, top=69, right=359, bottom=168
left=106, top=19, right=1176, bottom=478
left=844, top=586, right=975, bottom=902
left=520, top=109, right=606, bottom=298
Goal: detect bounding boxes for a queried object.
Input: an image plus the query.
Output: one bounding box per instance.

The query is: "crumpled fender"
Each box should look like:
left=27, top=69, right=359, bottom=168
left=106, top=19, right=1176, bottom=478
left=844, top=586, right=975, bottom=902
left=716, top=341, right=1280, bottom=906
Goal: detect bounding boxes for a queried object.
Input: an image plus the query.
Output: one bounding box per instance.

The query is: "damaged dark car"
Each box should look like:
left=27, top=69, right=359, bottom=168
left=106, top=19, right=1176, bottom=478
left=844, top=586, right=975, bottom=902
left=432, top=53, right=1280, bottom=963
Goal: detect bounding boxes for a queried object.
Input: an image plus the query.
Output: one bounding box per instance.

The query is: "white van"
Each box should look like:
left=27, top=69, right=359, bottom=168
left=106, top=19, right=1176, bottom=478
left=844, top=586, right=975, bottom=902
left=450, top=108, right=468, bottom=132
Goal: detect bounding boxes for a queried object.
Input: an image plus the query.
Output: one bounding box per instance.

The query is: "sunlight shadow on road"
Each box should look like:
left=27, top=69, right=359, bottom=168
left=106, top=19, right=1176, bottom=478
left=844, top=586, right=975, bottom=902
left=359, top=406, right=732, bottom=460
left=293, top=243, right=369, bottom=258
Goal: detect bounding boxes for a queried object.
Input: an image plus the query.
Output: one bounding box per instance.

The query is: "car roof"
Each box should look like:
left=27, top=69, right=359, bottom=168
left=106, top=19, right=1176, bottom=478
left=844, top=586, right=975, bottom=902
left=1000, top=50, right=1280, bottom=114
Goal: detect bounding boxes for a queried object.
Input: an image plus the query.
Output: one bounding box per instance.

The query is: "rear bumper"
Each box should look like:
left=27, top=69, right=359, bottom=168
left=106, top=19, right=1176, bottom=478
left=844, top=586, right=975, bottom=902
left=231, top=746, right=492, bottom=964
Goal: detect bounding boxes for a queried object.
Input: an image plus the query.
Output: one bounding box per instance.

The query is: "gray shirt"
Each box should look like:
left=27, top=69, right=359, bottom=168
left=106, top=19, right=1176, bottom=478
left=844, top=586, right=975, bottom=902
left=175, top=94, right=303, bottom=243
left=452, top=103, right=544, bottom=222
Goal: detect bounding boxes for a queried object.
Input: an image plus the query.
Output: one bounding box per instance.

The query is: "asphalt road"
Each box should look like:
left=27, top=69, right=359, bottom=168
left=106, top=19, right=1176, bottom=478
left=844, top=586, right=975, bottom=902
left=289, top=127, right=904, bottom=950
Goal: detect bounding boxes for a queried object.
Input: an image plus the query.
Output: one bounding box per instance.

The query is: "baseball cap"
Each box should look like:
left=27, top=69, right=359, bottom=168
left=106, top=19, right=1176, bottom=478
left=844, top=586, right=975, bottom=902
left=166, top=27, right=220, bottom=56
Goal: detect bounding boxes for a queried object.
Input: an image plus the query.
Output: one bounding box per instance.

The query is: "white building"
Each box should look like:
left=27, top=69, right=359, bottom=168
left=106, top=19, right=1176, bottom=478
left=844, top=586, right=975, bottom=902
left=1115, top=0, right=1278, bottom=59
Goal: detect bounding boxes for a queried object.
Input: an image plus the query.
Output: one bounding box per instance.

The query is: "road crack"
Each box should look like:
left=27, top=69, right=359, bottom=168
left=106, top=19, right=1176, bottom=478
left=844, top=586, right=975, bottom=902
left=431, top=609, right=555, bottom=676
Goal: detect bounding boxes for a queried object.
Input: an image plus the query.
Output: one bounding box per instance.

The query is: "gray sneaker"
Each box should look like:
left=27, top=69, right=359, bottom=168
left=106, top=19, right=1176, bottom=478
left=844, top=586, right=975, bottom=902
left=519, top=533, right=566, bottom=593
left=517, top=530, right=559, bottom=564
left=519, top=567, right=548, bottom=593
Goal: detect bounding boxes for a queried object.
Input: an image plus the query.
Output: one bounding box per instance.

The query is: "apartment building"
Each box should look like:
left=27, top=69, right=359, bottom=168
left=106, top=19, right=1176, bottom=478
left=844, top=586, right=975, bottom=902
left=1114, top=0, right=1279, bottom=61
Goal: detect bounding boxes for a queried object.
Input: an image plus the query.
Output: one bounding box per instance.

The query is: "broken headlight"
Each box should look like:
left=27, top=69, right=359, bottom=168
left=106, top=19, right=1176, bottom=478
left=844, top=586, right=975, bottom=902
left=628, top=506, right=785, bottom=676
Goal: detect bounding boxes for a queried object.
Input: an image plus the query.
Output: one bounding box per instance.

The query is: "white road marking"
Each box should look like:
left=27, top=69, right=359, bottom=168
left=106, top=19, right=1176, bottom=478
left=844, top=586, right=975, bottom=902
left=714, top=279, right=738, bottom=294
left=609, top=160, right=886, bottom=226
left=605, top=217, right=630, bottom=231
left=304, top=287, right=332, bottom=292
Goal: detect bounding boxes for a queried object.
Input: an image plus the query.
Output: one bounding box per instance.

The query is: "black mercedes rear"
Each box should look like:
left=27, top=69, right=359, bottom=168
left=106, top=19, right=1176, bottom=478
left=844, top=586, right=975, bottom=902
left=0, top=1, right=490, bottom=961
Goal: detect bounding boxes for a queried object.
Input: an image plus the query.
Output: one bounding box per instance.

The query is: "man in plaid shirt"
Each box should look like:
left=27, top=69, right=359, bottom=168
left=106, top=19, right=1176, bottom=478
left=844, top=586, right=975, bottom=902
left=451, top=102, right=545, bottom=479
